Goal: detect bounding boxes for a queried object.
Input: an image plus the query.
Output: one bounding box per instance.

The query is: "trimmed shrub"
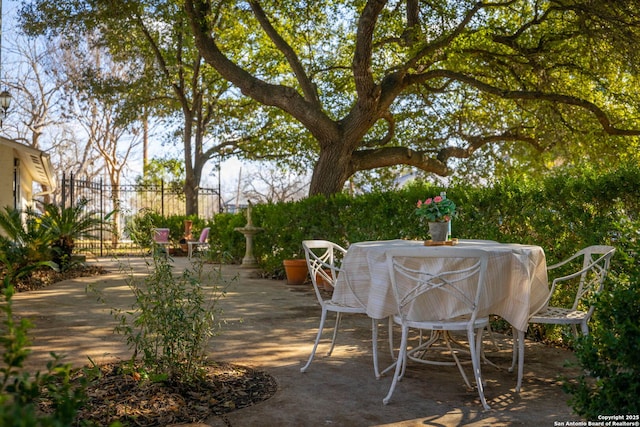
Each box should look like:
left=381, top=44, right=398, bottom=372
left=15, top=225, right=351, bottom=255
left=243, top=164, right=638, bottom=279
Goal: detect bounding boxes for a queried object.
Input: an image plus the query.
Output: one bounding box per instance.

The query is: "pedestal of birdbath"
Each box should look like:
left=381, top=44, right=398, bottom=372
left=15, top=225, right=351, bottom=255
left=234, top=203, right=263, bottom=269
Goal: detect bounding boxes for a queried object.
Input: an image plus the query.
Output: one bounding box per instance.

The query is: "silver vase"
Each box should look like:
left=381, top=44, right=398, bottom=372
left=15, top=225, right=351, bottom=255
left=428, top=221, right=449, bottom=242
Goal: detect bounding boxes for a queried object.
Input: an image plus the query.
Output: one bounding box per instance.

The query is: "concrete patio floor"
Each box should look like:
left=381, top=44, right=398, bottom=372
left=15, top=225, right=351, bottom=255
left=11, top=256, right=587, bottom=426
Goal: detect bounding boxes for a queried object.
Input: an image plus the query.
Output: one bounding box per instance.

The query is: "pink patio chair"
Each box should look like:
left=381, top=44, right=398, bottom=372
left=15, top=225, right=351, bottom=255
left=188, top=227, right=211, bottom=259
left=152, top=228, right=171, bottom=257
left=153, top=228, right=171, bottom=246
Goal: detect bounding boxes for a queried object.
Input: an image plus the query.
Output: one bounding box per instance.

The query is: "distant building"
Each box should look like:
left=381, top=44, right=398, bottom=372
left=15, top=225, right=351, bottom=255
left=223, top=202, right=249, bottom=214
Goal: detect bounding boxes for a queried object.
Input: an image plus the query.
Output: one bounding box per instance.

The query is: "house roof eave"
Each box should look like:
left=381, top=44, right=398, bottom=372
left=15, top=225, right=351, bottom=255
left=0, top=136, right=57, bottom=191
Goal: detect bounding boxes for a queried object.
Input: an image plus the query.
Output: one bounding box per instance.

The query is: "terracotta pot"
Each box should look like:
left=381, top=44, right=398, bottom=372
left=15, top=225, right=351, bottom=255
left=184, top=220, right=193, bottom=240
left=316, top=269, right=334, bottom=292
left=283, top=259, right=308, bottom=285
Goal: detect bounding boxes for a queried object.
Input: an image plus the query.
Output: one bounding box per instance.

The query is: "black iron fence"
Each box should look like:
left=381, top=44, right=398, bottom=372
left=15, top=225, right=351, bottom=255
left=61, top=172, right=218, bottom=256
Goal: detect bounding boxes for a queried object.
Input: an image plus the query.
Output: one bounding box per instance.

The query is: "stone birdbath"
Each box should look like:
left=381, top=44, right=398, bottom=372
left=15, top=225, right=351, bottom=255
left=234, top=202, right=263, bottom=269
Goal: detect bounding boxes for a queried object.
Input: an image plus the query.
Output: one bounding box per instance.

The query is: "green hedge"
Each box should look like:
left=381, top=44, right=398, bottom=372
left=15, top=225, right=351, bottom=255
left=229, top=164, right=638, bottom=279
left=206, top=213, right=248, bottom=263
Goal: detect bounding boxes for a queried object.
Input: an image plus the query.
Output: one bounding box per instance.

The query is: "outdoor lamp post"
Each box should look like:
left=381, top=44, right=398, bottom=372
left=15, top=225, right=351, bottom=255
left=1, top=0, right=10, bottom=128
left=0, top=89, right=11, bottom=126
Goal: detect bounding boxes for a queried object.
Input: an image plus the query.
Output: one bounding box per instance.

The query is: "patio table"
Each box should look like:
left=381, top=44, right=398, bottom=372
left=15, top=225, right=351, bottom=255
left=332, top=239, right=549, bottom=335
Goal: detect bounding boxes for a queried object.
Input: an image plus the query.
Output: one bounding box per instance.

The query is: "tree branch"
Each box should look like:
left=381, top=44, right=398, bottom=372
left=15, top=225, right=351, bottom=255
left=352, top=127, right=548, bottom=176
left=350, top=146, right=450, bottom=176
left=405, top=2, right=484, bottom=71
left=184, top=0, right=339, bottom=143
left=412, top=69, right=640, bottom=136
left=353, top=0, right=386, bottom=100
left=360, top=110, right=395, bottom=148
left=248, top=1, right=320, bottom=106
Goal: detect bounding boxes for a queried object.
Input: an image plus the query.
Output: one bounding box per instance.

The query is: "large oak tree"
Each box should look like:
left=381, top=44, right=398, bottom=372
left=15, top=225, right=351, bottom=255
left=22, top=1, right=640, bottom=197
left=183, top=0, right=640, bottom=195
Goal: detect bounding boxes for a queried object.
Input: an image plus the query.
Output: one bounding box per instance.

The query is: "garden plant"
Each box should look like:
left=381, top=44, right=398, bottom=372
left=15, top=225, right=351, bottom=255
left=0, top=201, right=105, bottom=280
left=110, top=252, right=230, bottom=384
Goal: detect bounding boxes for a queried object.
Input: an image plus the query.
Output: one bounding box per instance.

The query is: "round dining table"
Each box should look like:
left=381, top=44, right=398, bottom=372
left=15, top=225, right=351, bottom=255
left=332, top=239, right=550, bottom=334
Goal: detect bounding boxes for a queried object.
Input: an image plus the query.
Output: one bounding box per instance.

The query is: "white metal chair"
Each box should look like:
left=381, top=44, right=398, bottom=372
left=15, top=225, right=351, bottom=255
left=188, top=227, right=210, bottom=259
left=300, top=240, right=383, bottom=378
left=511, top=245, right=615, bottom=392
left=382, top=247, right=490, bottom=410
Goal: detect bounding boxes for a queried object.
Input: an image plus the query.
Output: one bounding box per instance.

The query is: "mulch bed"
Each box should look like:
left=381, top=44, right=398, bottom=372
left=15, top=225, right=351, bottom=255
left=63, top=361, right=278, bottom=426
left=11, top=264, right=109, bottom=292
left=10, top=263, right=279, bottom=425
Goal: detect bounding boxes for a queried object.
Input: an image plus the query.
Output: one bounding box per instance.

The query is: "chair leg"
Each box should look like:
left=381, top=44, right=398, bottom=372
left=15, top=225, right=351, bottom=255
left=300, top=308, right=328, bottom=373
left=387, top=316, right=396, bottom=361
left=327, top=312, right=342, bottom=356
left=517, top=329, right=524, bottom=392
left=383, top=325, right=409, bottom=405
left=445, top=331, right=472, bottom=389
left=580, top=322, right=589, bottom=336
left=509, top=326, right=517, bottom=373
left=484, top=322, right=502, bottom=351
left=376, top=316, right=398, bottom=378
left=571, top=324, right=579, bottom=338
left=379, top=321, right=401, bottom=377
left=470, top=327, right=490, bottom=410
left=387, top=316, right=397, bottom=361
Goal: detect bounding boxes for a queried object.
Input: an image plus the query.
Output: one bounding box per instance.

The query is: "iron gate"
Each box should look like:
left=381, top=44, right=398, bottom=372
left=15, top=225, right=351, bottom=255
left=60, top=172, right=218, bottom=256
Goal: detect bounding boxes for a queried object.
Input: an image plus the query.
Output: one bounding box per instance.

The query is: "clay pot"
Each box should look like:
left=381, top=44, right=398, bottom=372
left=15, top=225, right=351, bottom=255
left=316, top=270, right=334, bottom=292
left=283, top=259, right=308, bottom=285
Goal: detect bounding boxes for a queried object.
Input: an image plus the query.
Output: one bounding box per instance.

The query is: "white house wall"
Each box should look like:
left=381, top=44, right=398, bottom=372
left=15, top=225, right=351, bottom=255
left=0, top=144, right=14, bottom=209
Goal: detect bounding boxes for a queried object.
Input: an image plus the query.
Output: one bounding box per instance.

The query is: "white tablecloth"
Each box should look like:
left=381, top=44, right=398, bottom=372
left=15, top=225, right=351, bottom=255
left=332, top=239, right=549, bottom=332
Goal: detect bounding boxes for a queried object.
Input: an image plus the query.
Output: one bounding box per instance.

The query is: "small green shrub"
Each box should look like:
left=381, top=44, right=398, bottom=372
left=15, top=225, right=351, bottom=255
left=563, top=274, right=640, bottom=417
left=0, top=207, right=52, bottom=279
left=40, top=200, right=105, bottom=270
left=0, top=202, right=105, bottom=273
left=123, top=208, right=157, bottom=249
left=1, top=272, right=94, bottom=425
left=111, top=253, right=231, bottom=383
left=207, top=212, right=246, bottom=263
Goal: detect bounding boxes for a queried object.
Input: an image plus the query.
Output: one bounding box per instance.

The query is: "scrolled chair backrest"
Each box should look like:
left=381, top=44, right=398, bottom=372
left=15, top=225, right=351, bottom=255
left=302, top=240, right=347, bottom=300
left=199, top=227, right=211, bottom=243
left=386, top=247, right=489, bottom=323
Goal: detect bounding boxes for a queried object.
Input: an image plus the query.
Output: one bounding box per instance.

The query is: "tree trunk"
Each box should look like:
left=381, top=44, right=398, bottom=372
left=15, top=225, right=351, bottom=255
left=110, top=186, right=120, bottom=249
left=184, top=178, right=199, bottom=216
left=182, top=104, right=199, bottom=216
left=308, top=144, right=353, bottom=196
